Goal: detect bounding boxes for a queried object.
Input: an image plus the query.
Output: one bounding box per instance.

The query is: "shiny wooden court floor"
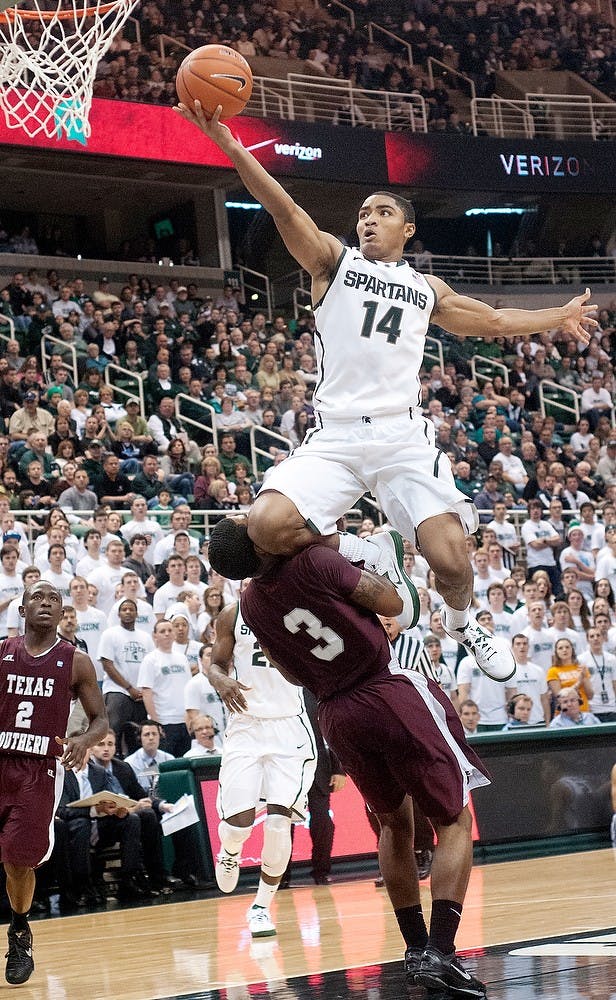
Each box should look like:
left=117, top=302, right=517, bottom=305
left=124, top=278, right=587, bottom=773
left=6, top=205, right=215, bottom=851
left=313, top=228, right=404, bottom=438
left=3, top=849, right=615, bottom=1000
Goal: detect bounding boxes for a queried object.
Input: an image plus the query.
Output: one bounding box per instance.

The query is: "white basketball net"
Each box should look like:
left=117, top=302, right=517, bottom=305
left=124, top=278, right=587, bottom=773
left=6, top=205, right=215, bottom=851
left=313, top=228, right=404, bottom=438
left=0, top=0, right=140, bottom=143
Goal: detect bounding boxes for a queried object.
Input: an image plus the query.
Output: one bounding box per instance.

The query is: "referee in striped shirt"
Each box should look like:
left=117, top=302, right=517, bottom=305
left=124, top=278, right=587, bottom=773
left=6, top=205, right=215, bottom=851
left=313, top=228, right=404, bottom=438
left=380, top=617, right=442, bottom=683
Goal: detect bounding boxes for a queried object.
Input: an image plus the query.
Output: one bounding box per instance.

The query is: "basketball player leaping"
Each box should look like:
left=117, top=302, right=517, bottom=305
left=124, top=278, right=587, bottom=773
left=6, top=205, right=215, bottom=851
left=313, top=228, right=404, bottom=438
left=176, top=101, right=598, bottom=681
left=0, top=582, right=107, bottom=986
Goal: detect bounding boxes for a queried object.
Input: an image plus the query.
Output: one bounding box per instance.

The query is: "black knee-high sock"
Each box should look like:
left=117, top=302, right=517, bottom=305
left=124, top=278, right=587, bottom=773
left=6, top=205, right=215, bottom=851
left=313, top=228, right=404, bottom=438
left=429, top=898, right=462, bottom=955
left=394, top=904, right=428, bottom=949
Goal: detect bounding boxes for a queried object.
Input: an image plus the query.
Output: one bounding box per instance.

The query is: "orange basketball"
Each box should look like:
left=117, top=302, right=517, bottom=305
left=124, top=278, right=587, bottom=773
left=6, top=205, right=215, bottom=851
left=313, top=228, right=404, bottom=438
left=176, top=44, right=253, bottom=120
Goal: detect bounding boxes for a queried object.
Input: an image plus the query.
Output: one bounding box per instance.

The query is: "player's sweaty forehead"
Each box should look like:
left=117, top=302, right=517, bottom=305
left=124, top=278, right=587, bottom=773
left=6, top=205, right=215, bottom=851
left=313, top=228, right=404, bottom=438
left=358, top=195, right=401, bottom=217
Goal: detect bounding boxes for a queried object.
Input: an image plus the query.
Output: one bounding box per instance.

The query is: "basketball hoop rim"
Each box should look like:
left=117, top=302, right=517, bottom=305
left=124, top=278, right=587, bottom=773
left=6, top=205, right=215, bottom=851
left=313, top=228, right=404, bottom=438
left=0, top=1, right=129, bottom=23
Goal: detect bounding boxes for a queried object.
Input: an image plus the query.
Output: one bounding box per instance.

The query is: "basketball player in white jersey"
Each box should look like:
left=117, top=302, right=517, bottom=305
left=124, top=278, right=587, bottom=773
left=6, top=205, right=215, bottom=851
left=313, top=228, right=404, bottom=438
left=177, top=102, right=598, bottom=685
left=206, top=601, right=317, bottom=938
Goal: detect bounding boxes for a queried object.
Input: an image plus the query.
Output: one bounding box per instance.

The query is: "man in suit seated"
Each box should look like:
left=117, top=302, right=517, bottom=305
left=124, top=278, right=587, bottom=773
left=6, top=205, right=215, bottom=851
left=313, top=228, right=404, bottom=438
left=58, top=730, right=175, bottom=902
left=125, top=720, right=205, bottom=887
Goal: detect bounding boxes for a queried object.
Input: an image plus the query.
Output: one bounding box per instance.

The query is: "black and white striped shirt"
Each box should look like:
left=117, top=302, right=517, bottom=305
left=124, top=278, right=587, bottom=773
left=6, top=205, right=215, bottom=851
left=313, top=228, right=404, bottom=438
left=391, top=631, right=442, bottom=684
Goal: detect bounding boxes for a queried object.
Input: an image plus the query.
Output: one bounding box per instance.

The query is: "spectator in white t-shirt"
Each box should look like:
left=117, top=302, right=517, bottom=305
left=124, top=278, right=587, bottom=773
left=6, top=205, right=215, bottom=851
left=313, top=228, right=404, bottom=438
left=75, top=528, right=105, bottom=577
left=137, top=619, right=192, bottom=757
left=545, top=601, right=580, bottom=655
left=486, top=583, right=515, bottom=645
left=427, top=608, right=460, bottom=677
left=486, top=541, right=508, bottom=582
left=580, top=374, right=613, bottom=431
left=487, top=501, right=520, bottom=570
left=569, top=417, right=594, bottom=457
left=509, top=634, right=551, bottom=726
left=120, top=495, right=164, bottom=562
left=457, top=610, right=517, bottom=728
left=184, top=643, right=227, bottom=737
left=578, top=625, right=616, bottom=722
left=40, top=543, right=73, bottom=600
left=98, top=598, right=154, bottom=755
left=596, top=439, right=616, bottom=487
left=108, top=570, right=156, bottom=632
left=559, top=524, right=595, bottom=602
left=521, top=500, right=561, bottom=591
left=34, top=523, right=77, bottom=573
left=153, top=555, right=200, bottom=620
left=87, top=538, right=135, bottom=616
left=68, top=575, right=107, bottom=682
left=491, top=436, right=528, bottom=494
left=522, top=600, right=556, bottom=671
left=152, top=508, right=200, bottom=566
left=577, top=501, right=603, bottom=556
left=509, top=579, right=542, bottom=633
left=472, top=548, right=496, bottom=609
left=167, top=609, right=201, bottom=675
left=595, top=524, right=616, bottom=599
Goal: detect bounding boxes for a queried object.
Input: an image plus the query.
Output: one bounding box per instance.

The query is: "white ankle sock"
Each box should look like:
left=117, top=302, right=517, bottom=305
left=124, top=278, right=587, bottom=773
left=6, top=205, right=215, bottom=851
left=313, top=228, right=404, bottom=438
left=337, top=531, right=375, bottom=567
left=253, top=878, right=278, bottom=910
left=443, top=604, right=470, bottom=630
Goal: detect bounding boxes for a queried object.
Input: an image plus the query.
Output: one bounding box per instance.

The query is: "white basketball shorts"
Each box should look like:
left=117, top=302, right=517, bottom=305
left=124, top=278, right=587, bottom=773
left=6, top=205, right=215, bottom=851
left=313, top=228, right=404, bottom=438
left=217, top=712, right=317, bottom=821
left=261, top=410, right=479, bottom=541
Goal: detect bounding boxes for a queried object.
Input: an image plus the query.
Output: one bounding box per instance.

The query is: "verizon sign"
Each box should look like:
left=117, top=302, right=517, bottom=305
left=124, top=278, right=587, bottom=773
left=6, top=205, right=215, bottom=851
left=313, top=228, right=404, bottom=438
left=499, top=152, right=591, bottom=178
left=386, top=133, right=616, bottom=192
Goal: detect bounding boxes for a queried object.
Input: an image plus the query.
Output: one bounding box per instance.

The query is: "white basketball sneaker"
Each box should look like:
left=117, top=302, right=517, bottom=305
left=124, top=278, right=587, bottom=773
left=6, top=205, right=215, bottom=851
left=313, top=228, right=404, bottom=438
left=215, top=848, right=241, bottom=893
left=364, top=530, right=419, bottom=630
left=247, top=904, right=276, bottom=938
left=442, top=612, right=516, bottom=682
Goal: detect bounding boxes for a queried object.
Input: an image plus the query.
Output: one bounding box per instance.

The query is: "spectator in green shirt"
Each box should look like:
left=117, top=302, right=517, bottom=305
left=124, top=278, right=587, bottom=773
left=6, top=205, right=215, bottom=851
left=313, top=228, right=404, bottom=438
left=217, top=432, right=251, bottom=479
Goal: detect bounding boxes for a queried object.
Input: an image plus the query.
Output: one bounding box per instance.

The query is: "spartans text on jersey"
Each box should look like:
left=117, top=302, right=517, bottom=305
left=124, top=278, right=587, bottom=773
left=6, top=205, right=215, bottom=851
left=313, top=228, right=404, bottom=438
left=343, top=269, right=429, bottom=308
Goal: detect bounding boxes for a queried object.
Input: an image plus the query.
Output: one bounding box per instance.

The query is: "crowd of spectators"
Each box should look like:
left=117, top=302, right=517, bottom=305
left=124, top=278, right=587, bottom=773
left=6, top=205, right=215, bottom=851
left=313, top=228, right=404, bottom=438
left=89, top=0, right=616, bottom=125
left=0, top=262, right=615, bottom=909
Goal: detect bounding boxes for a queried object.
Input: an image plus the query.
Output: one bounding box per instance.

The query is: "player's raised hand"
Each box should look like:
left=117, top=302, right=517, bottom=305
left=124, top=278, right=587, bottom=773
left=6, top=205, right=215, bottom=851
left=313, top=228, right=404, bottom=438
left=173, top=102, right=234, bottom=150
left=561, top=287, right=599, bottom=344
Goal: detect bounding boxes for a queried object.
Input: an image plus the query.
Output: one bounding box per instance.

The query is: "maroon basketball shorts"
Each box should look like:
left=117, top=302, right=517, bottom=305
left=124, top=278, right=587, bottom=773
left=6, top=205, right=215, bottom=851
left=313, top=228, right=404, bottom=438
left=0, top=755, right=64, bottom=867
left=318, top=671, right=490, bottom=821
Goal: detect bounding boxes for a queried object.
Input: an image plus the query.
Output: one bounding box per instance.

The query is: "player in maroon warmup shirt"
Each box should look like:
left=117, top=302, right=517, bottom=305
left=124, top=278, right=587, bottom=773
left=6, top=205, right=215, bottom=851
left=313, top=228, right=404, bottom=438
left=0, top=581, right=107, bottom=986
left=208, top=516, right=490, bottom=999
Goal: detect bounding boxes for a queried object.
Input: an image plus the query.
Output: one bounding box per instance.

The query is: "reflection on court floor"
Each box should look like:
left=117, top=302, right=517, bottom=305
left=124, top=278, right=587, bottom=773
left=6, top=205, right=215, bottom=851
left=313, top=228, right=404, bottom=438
left=7, top=848, right=615, bottom=1000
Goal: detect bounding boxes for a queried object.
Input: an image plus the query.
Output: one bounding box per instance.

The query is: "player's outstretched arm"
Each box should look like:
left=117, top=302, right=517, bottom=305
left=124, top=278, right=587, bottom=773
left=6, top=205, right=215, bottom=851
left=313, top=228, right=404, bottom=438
left=430, top=277, right=598, bottom=344
left=349, top=570, right=403, bottom=618
left=207, top=602, right=252, bottom=713
left=59, top=650, right=108, bottom=769
left=173, top=102, right=341, bottom=279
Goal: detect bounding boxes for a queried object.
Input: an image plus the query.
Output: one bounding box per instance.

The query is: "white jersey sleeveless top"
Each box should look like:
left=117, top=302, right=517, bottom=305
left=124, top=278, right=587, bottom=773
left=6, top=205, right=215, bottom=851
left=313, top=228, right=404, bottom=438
left=312, top=246, right=436, bottom=418
left=232, top=605, right=306, bottom=719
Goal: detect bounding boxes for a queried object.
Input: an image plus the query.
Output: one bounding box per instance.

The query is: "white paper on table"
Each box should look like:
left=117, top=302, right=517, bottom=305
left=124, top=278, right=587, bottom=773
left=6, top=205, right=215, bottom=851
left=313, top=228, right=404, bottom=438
left=160, top=793, right=200, bottom=836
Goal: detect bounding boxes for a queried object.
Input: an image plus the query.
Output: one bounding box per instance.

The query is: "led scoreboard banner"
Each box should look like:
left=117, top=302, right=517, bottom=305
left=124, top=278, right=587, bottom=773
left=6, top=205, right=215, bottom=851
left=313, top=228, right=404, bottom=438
left=384, top=132, right=616, bottom=193
left=1, top=96, right=615, bottom=193
left=0, top=97, right=386, bottom=183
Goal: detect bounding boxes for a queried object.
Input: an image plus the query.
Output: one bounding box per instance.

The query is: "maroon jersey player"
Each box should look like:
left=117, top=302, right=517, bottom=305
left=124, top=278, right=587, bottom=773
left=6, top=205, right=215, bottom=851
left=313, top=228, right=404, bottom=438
left=0, top=581, right=107, bottom=986
left=208, top=517, right=489, bottom=1000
